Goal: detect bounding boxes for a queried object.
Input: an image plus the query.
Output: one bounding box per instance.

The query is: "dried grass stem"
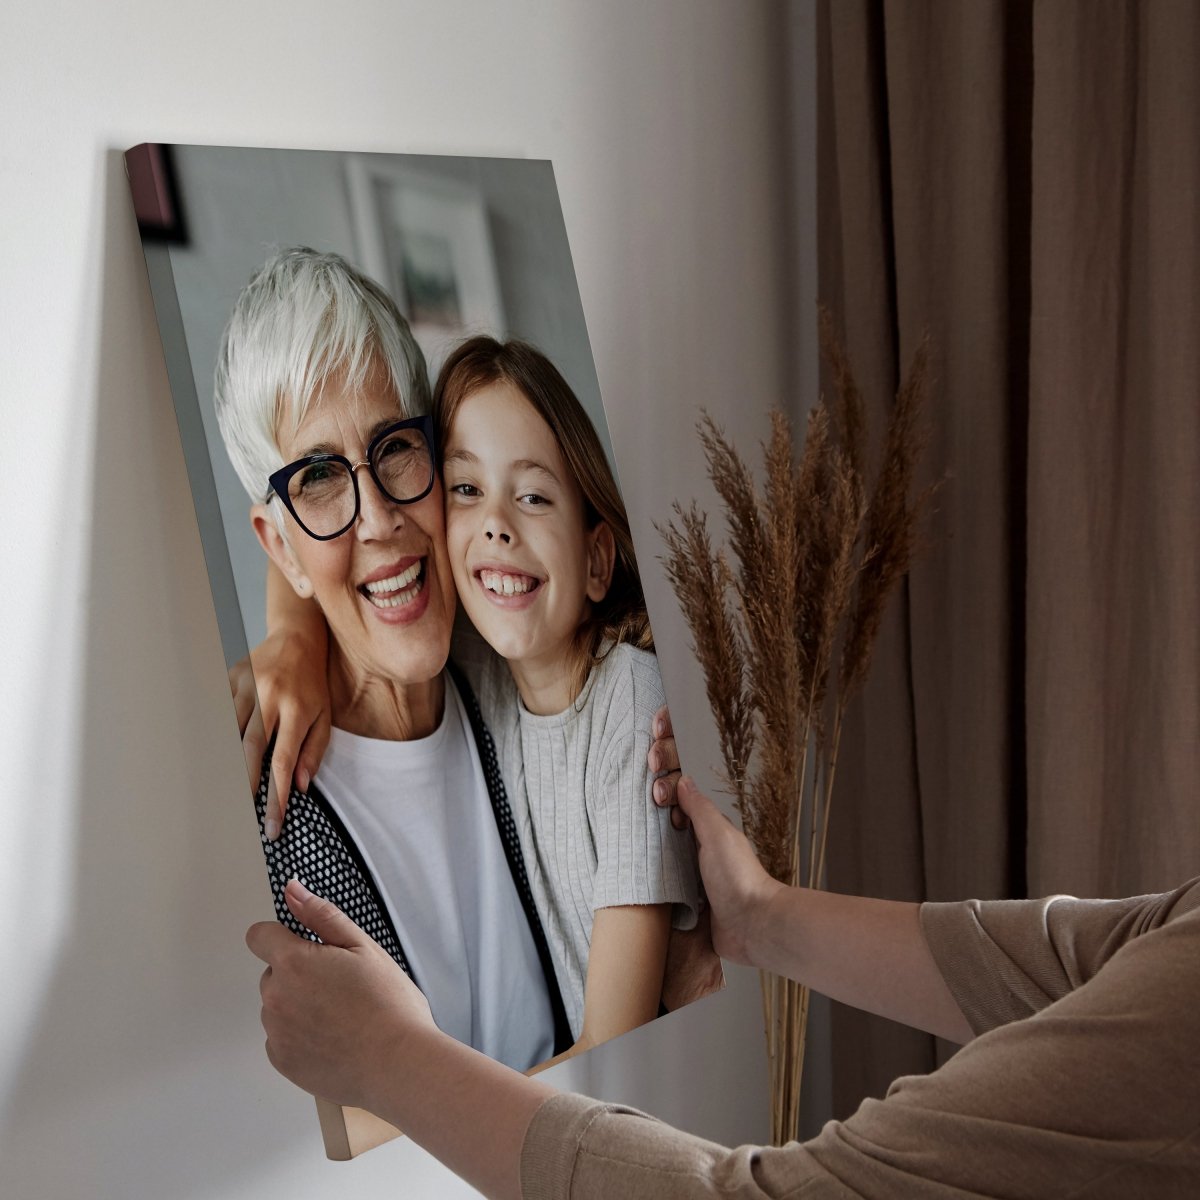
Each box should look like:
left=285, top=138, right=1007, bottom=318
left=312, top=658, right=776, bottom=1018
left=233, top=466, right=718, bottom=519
left=658, top=315, right=935, bottom=1144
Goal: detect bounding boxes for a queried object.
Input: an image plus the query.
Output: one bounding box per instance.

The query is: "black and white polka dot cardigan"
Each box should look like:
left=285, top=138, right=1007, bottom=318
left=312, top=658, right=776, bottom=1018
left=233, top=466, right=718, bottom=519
left=252, top=659, right=572, bottom=1056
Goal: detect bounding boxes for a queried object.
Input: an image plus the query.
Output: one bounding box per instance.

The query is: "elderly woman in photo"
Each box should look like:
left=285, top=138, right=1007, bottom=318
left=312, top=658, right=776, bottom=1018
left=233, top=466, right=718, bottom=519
left=216, top=248, right=710, bottom=1073
left=216, top=248, right=570, bottom=1069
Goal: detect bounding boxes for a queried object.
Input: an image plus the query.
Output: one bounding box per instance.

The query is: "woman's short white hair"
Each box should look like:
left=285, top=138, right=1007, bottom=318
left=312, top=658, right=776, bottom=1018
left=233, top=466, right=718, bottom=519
left=214, top=247, right=430, bottom=501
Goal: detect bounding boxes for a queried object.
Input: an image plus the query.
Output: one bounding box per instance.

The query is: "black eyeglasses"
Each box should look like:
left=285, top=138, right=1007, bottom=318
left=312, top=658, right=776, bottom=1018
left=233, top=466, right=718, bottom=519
left=266, top=414, right=437, bottom=541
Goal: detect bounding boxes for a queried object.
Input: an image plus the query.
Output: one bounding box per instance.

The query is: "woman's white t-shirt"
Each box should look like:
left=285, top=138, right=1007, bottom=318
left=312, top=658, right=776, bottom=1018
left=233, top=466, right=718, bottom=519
left=313, top=675, right=556, bottom=1070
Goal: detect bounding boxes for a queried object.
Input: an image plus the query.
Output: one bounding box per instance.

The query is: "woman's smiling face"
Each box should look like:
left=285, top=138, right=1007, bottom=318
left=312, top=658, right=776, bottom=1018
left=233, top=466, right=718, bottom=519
left=442, top=380, right=612, bottom=691
left=255, top=368, right=456, bottom=692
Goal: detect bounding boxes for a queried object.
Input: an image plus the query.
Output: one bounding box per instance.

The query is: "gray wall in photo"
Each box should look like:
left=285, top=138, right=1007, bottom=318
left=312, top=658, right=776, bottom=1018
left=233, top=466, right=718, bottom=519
left=164, top=145, right=611, bottom=658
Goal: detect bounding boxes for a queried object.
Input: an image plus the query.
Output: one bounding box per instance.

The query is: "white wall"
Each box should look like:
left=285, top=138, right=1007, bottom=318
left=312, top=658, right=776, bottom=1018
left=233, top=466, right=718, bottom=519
left=0, top=3, right=812, bottom=1197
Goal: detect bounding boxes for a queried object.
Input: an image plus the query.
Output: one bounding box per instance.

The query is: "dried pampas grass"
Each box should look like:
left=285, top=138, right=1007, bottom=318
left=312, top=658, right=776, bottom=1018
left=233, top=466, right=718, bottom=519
left=659, top=314, right=936, bottom=1144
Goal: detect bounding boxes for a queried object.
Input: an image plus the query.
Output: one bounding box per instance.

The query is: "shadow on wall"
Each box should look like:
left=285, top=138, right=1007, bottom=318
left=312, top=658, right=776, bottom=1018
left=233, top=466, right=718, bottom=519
left=0, top=150, right=326, bottom=1200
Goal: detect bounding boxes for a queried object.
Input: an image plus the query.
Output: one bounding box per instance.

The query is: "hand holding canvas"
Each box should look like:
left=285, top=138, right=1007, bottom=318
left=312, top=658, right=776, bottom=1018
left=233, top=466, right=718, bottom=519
left=246, top=878, right=430, bottom=1112
left=673, top=776, right=782, bottom=967
left=648, top=706, right=798, bottom=970
left=675, top=779, right=972, bottom=1043
left=248, top=879, right=557, bottom=1200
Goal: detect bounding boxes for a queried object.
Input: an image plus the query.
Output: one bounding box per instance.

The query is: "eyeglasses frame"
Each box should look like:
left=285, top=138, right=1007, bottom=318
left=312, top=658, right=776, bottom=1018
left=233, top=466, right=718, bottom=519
left=265, top=413, right=438, bottom=542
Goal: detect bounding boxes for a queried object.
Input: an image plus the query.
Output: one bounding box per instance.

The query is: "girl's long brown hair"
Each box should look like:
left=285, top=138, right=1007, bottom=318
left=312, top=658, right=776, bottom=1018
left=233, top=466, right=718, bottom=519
left=434, top=337, right=652, bottom=695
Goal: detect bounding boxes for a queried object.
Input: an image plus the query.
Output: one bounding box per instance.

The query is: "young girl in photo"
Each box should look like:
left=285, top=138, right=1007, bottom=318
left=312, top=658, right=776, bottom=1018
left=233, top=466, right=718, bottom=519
left=434, top=336, right=701, bottom=1056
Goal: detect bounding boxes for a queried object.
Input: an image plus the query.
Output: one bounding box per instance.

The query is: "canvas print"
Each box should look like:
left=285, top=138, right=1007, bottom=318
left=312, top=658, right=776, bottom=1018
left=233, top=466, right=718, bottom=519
left=126, top=144, right=722, bottom=1158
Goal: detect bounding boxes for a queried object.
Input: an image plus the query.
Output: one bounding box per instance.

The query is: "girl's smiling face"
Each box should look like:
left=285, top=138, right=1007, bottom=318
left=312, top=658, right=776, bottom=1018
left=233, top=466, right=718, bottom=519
left=442, top=380, right=614, bottom=711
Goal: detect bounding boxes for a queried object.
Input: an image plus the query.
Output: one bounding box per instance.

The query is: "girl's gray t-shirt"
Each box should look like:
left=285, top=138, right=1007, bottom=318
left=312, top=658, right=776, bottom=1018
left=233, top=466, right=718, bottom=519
left=474, top=641, right=702, bottom=1040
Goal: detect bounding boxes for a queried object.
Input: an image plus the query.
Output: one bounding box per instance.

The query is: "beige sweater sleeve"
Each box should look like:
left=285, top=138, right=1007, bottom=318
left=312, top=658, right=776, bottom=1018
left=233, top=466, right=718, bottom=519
left=521, top=879, right=1200, bottom=1199
left=919, top=876, right=1200, bottom=1034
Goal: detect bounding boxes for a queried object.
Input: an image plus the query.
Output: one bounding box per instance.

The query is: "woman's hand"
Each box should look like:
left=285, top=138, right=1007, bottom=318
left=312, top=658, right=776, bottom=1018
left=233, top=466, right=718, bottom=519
left=674, top=776, right=782, bottom=967
left=646, top=709, right=780, bottom=964
left=247, top=880, right=435, bottom=1113
left=249, top=884, right=558, bottom=1199
left=228, top=627, right=330, bottom=840
left=674, top=780, right=974, bottom=1041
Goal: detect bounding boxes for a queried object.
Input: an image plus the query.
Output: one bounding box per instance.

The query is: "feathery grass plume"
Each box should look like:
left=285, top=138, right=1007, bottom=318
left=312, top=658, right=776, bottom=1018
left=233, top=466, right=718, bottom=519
left=683, top=416, right=800, bottom=883
left=819, top=305, right=867, bottom=488
left=713, top=551, right=756, bottom=805
left=658, top=319, right=935, bottom=1145
left=751, top=413, right=804, bottom=882
left=840, top=332, right=935, bottom=700
left=791, top=407, right=832, bottom=692
left=698, top=414, right=770, bottom=594
left=658, top=503, right=753, bottom=812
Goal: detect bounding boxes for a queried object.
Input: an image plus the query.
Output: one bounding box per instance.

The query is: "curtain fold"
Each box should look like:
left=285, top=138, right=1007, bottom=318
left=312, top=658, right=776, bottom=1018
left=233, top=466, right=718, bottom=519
left=1026, top=0, right=1200, bottom=899
left=816, top=0, right=1199, bottom=1118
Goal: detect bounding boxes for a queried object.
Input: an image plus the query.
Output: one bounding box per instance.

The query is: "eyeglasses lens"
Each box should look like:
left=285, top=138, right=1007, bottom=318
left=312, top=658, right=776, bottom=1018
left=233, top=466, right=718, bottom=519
left=373, top=428, right=431, bottom=501
left=288, top=461, right=356, bottom=538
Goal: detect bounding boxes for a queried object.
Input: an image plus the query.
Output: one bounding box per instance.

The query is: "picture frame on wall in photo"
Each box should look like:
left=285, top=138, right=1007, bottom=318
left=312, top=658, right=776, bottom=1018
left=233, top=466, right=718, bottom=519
left=124, top=142, right=724, bottom=1161
left=345, top=156, right=507, bottom=379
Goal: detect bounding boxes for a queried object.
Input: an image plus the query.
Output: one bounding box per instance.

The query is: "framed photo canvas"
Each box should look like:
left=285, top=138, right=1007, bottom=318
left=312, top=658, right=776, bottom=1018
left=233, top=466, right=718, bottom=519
left=126, top=143, right=723, bottom=1159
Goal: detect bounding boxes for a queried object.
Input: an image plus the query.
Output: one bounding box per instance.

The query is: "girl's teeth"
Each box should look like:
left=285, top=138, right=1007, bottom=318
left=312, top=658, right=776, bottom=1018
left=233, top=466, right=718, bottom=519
left=481, top=570, right=534, bottom=595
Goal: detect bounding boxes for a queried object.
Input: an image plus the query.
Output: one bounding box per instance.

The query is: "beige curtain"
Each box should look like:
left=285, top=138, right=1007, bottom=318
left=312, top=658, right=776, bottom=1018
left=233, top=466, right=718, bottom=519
left=817, top=0, right=1200, bottom=1117
left=1026, top=2, right=1200, bottom=898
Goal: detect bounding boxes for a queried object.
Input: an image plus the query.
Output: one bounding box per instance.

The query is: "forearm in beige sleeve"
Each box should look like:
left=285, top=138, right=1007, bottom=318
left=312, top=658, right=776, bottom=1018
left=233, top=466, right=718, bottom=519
left=523, top=904, right=1200, bottom=1198
left=920, top=876, right=1200, bottom=1034
left=521, top=1093, right=841, bottom=1200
